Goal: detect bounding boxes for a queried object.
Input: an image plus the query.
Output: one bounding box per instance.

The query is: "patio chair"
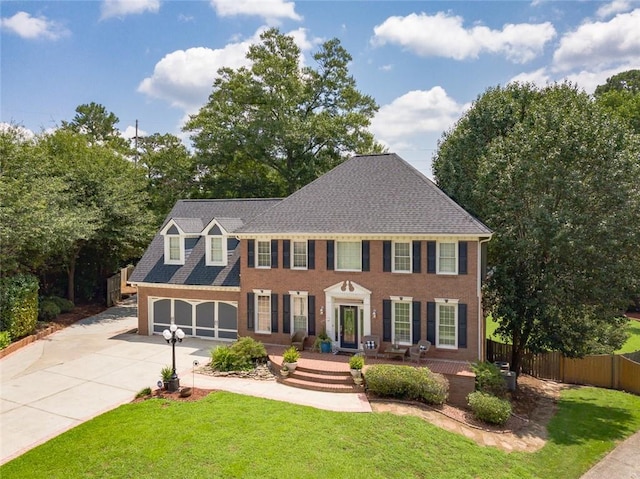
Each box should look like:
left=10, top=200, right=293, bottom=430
left=409, top=340, right=431, bottom=364
left=361, top=335, right=380, bottom=360
left=291, top=330, right=307, bottom=351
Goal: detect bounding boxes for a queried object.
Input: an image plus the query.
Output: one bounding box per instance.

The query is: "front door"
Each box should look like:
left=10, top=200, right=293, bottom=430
left=340, top=305, right=358, bottom=349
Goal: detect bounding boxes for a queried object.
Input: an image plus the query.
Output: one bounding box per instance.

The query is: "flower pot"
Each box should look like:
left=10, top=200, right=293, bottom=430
left=320, top=342, right=332, bottom=353
left=179, top=387, right=192, bottom=398
left=284, top=362, right=297, bottom=372
left=350, top=369, right=362, bottom=378
left=353, top=377, right=364, bottom=386
left=280, top=369, right=289, bottom=377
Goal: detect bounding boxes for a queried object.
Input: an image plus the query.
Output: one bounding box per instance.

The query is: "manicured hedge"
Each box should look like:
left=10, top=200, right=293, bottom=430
left=467, top=391, right=512, bottom=425
left=364, top=364, right=449, bottom=405
left=0, top=274, right=39, bottom=340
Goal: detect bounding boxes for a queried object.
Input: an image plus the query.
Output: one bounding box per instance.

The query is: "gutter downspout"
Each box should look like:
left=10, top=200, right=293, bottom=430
left=478, top=236, right=492, bottom=361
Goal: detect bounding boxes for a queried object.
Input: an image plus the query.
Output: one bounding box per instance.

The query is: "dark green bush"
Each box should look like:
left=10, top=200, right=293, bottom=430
left=467, top=391, right=512, bottom=425
left=0, top=274, right=39, bottom=339
left=210, top=345, right=252, bottom=372
left=47, top=296, right=75, bottom=313
left=364, top=364, right=449, bottom=405
left=231, top=336, right=267, bottom=363
left=38, top=299, right=61, bottom=321
left=0, top=331, right=11, bottom=350
left=471, top=361, right=507, bottom=397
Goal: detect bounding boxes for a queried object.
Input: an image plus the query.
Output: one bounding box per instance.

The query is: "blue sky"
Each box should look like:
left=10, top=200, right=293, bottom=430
left=2, top=0, right=639, bottom=176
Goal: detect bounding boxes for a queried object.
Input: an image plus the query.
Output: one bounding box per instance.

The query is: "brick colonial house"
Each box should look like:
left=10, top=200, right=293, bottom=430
left=130, top=153, right=492, bottom=363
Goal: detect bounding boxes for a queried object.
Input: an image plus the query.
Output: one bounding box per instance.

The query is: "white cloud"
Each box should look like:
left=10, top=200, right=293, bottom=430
left=553, top=9, right=640, bottom=71
left=0, top=122, right=35, bottom=140
left=370, top=87, right=464, bottom=142
left=138, top=28, right=317, bottom=114
left=210, top=0, right=301, bottom=24
left=509, top=68, right=552, bottom=87
left=121, top=124, right=148, bottom=140
left=596, top=0, right=633, bottom=19
left=101, top=0, right=160, bottom=20
left=0, top=11, right=69, bottom=40
left=372, top=12, right=555, bottom=63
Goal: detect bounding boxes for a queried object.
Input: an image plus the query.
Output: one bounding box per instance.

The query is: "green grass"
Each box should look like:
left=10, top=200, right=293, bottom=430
left=486, top=317, right=640, bottom=354
left=2, top=388, right=640, bottom=479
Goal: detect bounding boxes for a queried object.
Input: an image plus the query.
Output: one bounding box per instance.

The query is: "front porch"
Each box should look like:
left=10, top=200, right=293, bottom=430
left=265, top=345, right=475, bottom=407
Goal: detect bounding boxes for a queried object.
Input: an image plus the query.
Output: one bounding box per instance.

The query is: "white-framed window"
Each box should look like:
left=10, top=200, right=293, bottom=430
left=290, top=292, right=308, bottom=333
left=436, top=299, right=458, bottom=349
left=165, top=235, right=183, bottom=264
left=336, top=241, right=361, bottom=271
left=255, top=291, right=271, bottom=334
left=257, top=240, right=271, bottom=268
left=206, top=236, right=226, bottom=266
left=292, top=240, right=307, bottom=269
left=392, top=297, right=412, bottom=345
left=437, top=242, right=457, bottom=274
left=393, top=242, right=411, bottom=273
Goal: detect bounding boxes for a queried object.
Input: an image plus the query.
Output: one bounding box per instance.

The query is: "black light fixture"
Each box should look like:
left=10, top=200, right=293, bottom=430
left=162, top=323, right=185, bottom=392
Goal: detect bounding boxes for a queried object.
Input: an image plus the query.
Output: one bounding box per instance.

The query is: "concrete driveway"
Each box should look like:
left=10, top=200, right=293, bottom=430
left=0, top=297, right=213, bottom=465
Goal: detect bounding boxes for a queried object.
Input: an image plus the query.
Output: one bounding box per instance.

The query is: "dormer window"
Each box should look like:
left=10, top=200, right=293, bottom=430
left=163, top=224, right=184, bottom=265
left=168, top=236, right=181, bottom=262
left=205, top=223, right=228, bottom=266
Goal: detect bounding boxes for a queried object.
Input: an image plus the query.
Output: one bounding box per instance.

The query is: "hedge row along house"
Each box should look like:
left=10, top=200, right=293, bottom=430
left=129, top=153, right=492, bottom=364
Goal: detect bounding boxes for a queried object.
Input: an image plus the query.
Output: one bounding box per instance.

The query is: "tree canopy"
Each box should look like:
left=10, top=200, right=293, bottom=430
left=185, top=28, right=383, bottom=198
left=433, top=82, right=640, bottom=376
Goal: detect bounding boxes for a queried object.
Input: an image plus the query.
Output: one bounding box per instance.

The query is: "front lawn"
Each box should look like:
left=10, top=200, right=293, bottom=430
left=2, top=387, right=639, bottom=479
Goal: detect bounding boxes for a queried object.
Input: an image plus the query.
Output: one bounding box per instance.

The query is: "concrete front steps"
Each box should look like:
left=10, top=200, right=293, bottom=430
left=270, top=360, right=362, bottom=393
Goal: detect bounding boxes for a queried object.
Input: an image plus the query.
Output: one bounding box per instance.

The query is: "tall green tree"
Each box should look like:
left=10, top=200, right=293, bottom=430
left=594, top=70, right=640, bottom=135
left=433, top=83, right=640, bottom=377
left=185, top=28, right=383, bottom=197
left=61, top=102, right=130, bottom=153
left=137, top=133, right=196, bottom=220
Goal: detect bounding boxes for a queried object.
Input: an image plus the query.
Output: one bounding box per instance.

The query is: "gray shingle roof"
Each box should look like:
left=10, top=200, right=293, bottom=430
left=130, top=199, right=280, bottom=285
left=238, top=153, right=492, bottom=235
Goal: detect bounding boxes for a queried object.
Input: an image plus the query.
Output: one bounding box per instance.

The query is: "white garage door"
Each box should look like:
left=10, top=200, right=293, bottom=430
left=151, top=298, right=237, bottom=340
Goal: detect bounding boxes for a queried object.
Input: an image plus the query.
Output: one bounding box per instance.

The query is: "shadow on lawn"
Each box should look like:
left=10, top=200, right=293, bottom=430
left=547, top=396, right=635, bottom=446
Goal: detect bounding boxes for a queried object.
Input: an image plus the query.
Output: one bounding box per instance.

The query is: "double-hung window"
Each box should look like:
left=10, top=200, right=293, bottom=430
left=165, top=235, right=182, bottom=264
left=292, top=294, right=308, bottom=333
left=336, top=241, right=361, bottom=271
left=436, top=301, right=457, bottom=348
left=255, top=292, right=271, bottom=333
left=206, top=236, right=226, bottom=266
left=437, top=242, right=457, bottom=274
left=393, top=242, right=411, bottom=272
left=392, top=299, right=411, bottom=345
left=257, top=240, right=271, bottom=268
left=292, top=241, right=307, bottom=269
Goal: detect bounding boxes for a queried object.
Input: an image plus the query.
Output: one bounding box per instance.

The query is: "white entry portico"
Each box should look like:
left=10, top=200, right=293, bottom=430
left=323, top=280, right=372, bottom=350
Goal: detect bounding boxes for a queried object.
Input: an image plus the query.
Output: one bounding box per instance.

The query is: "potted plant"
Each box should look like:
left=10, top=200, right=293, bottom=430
left=318, top=330, right=333, bottom=353
left=349, top=354, right=364, bottom=379
left=280, top=365, right=289, bottom=377
left=160, top=365, right=173, bottom=390
left=282, top=346, right=300, bottom=372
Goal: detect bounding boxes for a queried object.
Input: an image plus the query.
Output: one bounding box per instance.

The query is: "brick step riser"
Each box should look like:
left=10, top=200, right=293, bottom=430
left=276, top=377, right=363, bottom=394
left=290, top=371, right=354, bottom=385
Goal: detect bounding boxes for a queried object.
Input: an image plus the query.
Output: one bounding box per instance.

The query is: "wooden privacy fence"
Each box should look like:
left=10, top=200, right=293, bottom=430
left=106, top=266, right=136, bottom=307
left=486, top=339, right=640, bottom=396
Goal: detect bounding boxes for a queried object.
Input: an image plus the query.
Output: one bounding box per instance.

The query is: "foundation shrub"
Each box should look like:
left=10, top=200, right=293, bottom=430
left=471, top=361, right=507, bottom=397
left=364, top=364, right=449, bottom=405
left=210, top=345, right=252, bottom=372
left=231, top=336, right=267, bottom=364
left=467, top=391, right=512, bottom=425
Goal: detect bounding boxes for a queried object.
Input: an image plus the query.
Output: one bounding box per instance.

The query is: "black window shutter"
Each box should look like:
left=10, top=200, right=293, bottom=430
left=383, top=299, right=392, bottom=342
left=308, top=295, right=316, bottom=335
left=308, top=240, right=315, bottom=270
left=362, top=240, right=370, bottom=271
left=427, top=241, right=436, bottom=273
left=458, top=303, right=467, bottom=348
left=283, top=294, right=291, bottom=334
left=326, top=240, right=334, bottom=270
left=271, top=294, right=278, bottom=333
left=247, top=240, right=255, bottom=268
left=458, top=241, right=468, bottom=275
left=383, top=241, right=392, bottom=272
left=412, top=241, right=422, bottom=273
left=247, top=292, right=255, bottom=331
left=427, top=302, right=436, bottom=343
left=412, top=301, right=421, bottom=344
left=283, top=240, right=290, bottom=269
left=271, top=240, right=278, bottom=269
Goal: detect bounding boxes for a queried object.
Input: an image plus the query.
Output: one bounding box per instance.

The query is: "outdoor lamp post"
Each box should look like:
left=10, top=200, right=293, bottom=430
left=162, top=323, right=185, bottom=392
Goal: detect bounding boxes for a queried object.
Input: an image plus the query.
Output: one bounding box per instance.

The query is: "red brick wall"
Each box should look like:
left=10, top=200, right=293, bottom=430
left=239, top=239, right=483, bottom=362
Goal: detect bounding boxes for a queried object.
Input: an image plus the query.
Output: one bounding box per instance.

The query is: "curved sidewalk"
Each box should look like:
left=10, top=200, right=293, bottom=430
left=0, top=297, right=369, bottom=465
left=579, top=430, right=640, bottom=479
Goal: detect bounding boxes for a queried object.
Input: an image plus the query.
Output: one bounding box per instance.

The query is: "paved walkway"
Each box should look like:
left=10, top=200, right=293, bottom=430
left=1, top=297, right=639, bottom=477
